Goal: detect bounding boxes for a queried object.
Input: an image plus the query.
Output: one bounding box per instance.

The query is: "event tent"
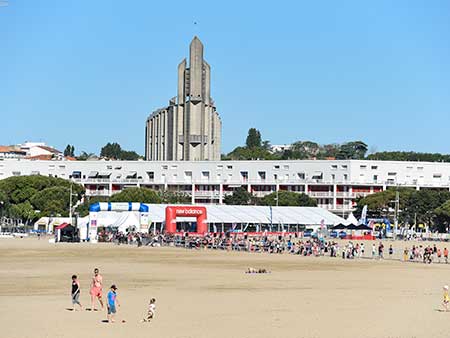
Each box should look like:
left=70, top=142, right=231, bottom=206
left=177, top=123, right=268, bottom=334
left=142, top=204, right=345, bottom=226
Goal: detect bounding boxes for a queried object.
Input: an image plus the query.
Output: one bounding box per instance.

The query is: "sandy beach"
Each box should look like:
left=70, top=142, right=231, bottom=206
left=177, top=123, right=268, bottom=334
left=0, top=238, right=449, bottom=338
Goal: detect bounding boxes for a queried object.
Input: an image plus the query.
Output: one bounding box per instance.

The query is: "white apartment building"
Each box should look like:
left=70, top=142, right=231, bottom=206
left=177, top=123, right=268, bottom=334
left=1, top=159, right=450, bottom=214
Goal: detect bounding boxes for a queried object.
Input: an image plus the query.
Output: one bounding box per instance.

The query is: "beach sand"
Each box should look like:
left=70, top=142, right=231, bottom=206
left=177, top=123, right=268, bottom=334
left=0, top=238, right=449, bottom=338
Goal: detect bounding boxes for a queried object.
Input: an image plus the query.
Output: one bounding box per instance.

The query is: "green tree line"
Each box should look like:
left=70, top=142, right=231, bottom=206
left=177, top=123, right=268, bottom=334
left=223, top=188, right=317, bottom=207
left=0, top=176, right=190, bottom=223
left=222, top=128, right=450, bottom=162
left=356, top=188, right=450, bottom=232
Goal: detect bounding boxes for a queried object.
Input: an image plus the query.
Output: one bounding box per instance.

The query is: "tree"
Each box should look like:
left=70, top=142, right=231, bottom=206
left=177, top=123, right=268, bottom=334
left=9, top=201, right=36, bottom=225
left=245, top=128, right=262, bottom=148
left=356, top=188, right=450, bottom=230
left=64, top=144, right=75, bottom=157
left=100, top=142, right=122, bottom=159
left=224, top=187, right=256, bottom=205
left=435, top=200, right=450, bottom=232
left=119, top=150, right=141, bottom=160
left=76, top=151, right=96, bottom=161
left=336, top=141, right=368, bottom=159
left=260, top=191, right=317, bottom=207
left=0, top=176, right=84, bottom=220
left=226, top=146, right=275, bottom=160
left=367, top=151, right=450, bottom=162
left=100, top=142, right=142, bottom=160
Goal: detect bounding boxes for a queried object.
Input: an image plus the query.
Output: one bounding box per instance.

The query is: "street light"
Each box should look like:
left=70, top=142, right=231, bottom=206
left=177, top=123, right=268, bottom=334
left=0, top=201, right=4, bottom=228
left=69, top=183, right=78, bottom=225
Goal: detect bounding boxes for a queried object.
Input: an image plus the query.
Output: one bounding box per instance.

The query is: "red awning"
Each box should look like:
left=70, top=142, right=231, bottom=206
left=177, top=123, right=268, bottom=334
left=55, top=223, right=70, bottom=230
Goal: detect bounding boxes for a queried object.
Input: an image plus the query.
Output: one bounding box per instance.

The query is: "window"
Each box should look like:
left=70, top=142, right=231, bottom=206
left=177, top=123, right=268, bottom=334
left=147, top=171, right=155, bottom=180
left=360, top=165, right=367, bottom=170
left=331, top=165, right=338, bottom=170
left=331, top=174, right=335, bottom=180
left=217, top=165, right=223, bottom=169
left=274, top=174, right=278, bottom=180
left=373, top=175, right=378, bottom=182
left=59, top=165, right=66, bottom=169
left=388, top=172, right=397, bottom=176
left=406, top=166, right=413, bottom=170
left=417, top=167, right=424, bottom=171
left=343, top=174, right=348, bottom=181
left=162, top=165, right=168, bottom=170
left=227, top=165, right=233, bottom=170
left=114, top=166, right=122, bottom=170
left=171, top=165, right=178, bottom=169
left=106, top=165, right=113, bottom=170
left=12, top=171, right=21, bottom=176
left=258, top=171, right=266, bottom=180
left=283, top=165, right=289, bottom=170
left=311, top=172, right=323, bottom=180
left=371, top=166, right=378, bottom=170
left=240, top=171, right=249, bottom=181
left=274, top=165, right=280, bottom=170
left=297, top=172, right=305, bottom=180
left=433, top=174, right=442, bottom=178
left=341, top=165, right=348, bottom=169
left=202, top=171, right=210, bottom=179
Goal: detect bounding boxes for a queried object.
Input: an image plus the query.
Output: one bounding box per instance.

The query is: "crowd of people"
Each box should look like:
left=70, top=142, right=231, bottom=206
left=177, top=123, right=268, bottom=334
left=97, top=230, right=450, bottom=264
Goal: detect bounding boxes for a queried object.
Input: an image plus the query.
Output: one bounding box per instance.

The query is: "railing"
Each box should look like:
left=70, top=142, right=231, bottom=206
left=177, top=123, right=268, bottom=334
left=193, top=191, right=221, bottom=197
left=308, top=191, right=334, bottom=197
left=334, top=205, right=355, bottom=210
left=86, top=190, right=110, bottom=196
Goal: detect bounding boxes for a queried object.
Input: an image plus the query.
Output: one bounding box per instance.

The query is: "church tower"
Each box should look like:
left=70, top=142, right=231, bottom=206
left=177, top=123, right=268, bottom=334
left=146, top=37, right=221, bottom=161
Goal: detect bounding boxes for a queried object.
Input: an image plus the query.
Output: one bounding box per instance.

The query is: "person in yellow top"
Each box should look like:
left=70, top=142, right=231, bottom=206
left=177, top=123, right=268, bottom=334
left=442, top=285, right=449, bottom=312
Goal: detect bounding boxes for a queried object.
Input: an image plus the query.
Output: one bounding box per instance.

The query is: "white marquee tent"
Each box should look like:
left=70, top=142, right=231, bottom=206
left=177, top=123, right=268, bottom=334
left=142, top=204, right=345, bottom=227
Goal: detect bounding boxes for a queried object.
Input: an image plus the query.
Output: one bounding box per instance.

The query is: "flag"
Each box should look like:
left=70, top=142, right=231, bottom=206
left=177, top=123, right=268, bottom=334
left=359, top=205, right=368, bottom=225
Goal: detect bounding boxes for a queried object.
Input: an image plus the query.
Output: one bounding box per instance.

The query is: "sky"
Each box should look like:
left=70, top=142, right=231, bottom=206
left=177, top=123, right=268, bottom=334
left=1, top=0, right=450, bottom=155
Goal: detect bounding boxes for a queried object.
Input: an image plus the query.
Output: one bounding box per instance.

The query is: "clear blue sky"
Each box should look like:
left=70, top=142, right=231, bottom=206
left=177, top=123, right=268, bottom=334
left=1, top=0, right=450, bottom=155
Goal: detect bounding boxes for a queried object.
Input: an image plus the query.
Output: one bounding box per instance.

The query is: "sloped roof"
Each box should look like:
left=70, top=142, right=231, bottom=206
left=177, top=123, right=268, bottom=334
left=0, top=146, right=26, bottom=154
left=37, top=145, right=62, bottom=154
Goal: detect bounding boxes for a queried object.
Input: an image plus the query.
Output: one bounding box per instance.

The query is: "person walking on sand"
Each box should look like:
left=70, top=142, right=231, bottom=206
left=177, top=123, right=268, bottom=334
left=107, top=285, right=120, bottom=323
left=71, top=275, right=83, bottom=311
left=141, top=298, right=156, bottom=323
left=443, top=285, right=449, bottom=312
left=90, top=268, right=104, bottom=311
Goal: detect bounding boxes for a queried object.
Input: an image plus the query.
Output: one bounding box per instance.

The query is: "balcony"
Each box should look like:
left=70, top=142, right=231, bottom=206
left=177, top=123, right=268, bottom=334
left=308, top=191, right=334, bottom=197
left=86, top=190, right=110, bottom=196
left=193, top=190, right=221, bottom=198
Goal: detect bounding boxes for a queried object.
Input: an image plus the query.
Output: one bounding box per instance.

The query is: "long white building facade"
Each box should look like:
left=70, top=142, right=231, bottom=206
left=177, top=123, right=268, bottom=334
left=2, top=159, right=450, bottom=214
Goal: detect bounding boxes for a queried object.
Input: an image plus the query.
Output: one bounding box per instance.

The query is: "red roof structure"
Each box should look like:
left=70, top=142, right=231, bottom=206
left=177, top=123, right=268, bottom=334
left=54, top=223, right=70, bottom=230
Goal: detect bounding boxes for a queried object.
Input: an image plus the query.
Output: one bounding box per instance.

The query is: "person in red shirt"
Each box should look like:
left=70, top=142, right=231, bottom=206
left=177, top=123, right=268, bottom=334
left=90, top=268, right=104, bottom=311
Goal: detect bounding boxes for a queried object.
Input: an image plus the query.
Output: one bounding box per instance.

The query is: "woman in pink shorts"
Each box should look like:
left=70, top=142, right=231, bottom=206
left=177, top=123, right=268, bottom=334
left=90, top=268, right=104, bottom=311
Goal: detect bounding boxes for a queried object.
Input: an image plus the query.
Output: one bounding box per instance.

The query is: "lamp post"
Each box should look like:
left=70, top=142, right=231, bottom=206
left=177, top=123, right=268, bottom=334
left=0, top=201, right=4, bottom=228
left=69, top=183, right=78, bottom=225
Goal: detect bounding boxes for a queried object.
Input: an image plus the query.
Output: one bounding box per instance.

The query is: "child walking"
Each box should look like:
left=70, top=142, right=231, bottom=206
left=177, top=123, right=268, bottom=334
left=443, top=285, right=449, bottom=312
left=107, top=285, right=120, bottom=323
left=141, top=298, right=156, bottom=322
left=71, top=275, right=83, bottom=311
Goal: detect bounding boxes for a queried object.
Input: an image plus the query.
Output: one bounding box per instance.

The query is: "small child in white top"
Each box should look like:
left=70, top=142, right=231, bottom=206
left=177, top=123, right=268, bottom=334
left=142, top=298, right=156, bottom=322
